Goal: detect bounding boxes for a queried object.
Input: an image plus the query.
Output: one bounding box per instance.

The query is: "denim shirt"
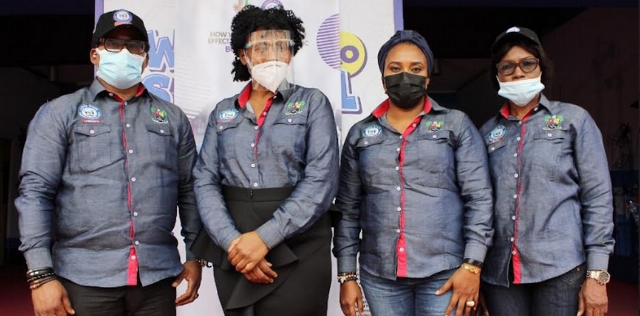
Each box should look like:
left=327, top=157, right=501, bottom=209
left=193, top=83, right=339, bottom=251
left=16, top=79, right=201, bottom=287
left=333, top=97, right=493, bottom=280
left=479, top=94, right=614, bottom=286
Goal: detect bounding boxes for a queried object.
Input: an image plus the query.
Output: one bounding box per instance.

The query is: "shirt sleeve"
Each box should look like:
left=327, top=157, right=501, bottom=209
left=574, top=111, right=614, bottom=270
left=332, top=126, right=362, bottom=273
left=255, top=91, right=340, bottom=249
left=176, top=111, right=201, bottom=261
left=454, top=114, right=494, bottom=263
left=193, top=107, right=242, bottom=252
left=15, top=103, right=67, bottom=270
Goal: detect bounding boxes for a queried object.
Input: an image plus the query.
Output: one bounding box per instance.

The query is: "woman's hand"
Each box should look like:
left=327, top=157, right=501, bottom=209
left=242, top=259, right=278, bottom=284
left=436, top=266, right=481, bottom=316
left=227, top=232, right=269, bottom=273
left=339, top=281, right=364, bottom=316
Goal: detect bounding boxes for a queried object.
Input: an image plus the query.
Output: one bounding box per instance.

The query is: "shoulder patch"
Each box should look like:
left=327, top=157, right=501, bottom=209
left=218, top=108, right=239, bottom=123
left=362, top=124, right=382, bottom=138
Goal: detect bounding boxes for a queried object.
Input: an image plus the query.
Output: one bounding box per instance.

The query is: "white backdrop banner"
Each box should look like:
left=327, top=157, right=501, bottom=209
left=98, top=0, right=400, bottom=314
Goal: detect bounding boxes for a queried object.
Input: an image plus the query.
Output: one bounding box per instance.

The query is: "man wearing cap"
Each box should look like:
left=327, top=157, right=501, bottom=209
left=16, top=9, right=202, bottom=316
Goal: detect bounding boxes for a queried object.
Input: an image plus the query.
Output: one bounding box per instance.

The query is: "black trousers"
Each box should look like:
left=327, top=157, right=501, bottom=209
left=207, top=186, right=332, bottom=316
left=59, top=277, right=176, bottom=316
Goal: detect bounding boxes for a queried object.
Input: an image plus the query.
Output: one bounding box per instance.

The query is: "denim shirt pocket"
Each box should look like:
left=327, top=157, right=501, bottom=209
left=416, top=130, right=454, bottom=188
left=145, top=122, right=178, bottom=170
left=271, top=114, right=307, bottom=165
left=72, top=124, right=120, bottom=172
left=215, top=120, right=241, bottom=160
left=487, top=140, right=507, bottom=177
left=531, top=129, right=569, bottom=182
left=355, top=136, right=385, bottom=190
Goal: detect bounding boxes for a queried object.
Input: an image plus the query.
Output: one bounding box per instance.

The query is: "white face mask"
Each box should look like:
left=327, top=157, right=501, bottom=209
left=96, top=49, right=146, bottom=89
left=245, top=57, right=289, bottom=93
left=497, top=74, right=545, bottom=107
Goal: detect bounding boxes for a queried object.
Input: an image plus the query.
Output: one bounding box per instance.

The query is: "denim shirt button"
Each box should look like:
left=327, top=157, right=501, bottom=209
left=547, top=133, right=553, bottom=137
left=396, top=147, right=401, bottom=152
left=510, top=237, right=514, bottom=242
left=89, top=129, right=95, bottom=134
left=513, top=153, right=517, bottom=157
left=516, top=137, right=521, bottom=141
left=512, top=250, right=517, bottom=255
left=511, top=215, right=516, bottom=220
left=396, top=186, right=401, bottom=191
left=397, top=207, right=401, bottom=211
left=396, top=229, right=401, bottom=233
left=514, top=174, right=519, bottom=178
left=250, top=143, right=255, bottom=148
left=253, top=182, right=258, bottom=187
left=432, top=134, right=437, bottom=139
left=395, top=166, right=399, bottom=171
left=399, top=247, right=404, bottom=252
left=490, top=147, right=495, bottom=151
left=250, top=163, right=256, bottom=168
left=513, top=194, right=517, bottom=199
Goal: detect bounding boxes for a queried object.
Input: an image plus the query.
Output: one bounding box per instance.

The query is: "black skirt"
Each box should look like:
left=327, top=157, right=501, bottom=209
left=191, top=186, right=332, bottom=316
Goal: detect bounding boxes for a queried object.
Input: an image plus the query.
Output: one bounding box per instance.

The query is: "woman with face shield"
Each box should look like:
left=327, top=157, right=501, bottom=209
left=332, top=30, right=493, bottom=316
left=478, top=26, right=614, bottom=316
left=191, top=5, right=339, bottom=316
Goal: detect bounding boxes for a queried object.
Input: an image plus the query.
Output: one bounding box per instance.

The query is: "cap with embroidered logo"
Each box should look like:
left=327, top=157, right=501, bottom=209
left=491, top=26, right=541, bottom=54
left=92, top=9, right=149, bottom=48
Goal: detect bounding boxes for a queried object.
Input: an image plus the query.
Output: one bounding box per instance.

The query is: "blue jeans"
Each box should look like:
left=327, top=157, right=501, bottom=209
left=482, top=264, right=585, bottom=316
left=360, top=268, right=457, bottom=316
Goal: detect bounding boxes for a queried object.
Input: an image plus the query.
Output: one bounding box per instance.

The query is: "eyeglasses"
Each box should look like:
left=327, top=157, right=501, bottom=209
left=496, top=57, right=539, bottom=76
left=99, top=38, right=147, bottom=55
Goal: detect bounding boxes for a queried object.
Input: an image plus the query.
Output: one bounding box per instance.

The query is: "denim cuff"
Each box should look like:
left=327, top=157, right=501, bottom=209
left=337, top=256, right=358, bottom=274
left=24, top=248, right=53, bottom=270
left=586, top=253, right=610, bottom=271
left=463, top=243, right=488, bottom=263
left=256, top=220, right=285, bottom=249
left=185, top=249, right=197, bottom=261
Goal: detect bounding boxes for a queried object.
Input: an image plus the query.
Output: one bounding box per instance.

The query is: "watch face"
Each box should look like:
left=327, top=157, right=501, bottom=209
left=598, top=271, right=611, bottom=283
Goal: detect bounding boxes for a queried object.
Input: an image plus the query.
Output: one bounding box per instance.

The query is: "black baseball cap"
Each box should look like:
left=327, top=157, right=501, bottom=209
left=491, top=26, right=541, bottom=54
left=92, top=9, right=149, bottom=48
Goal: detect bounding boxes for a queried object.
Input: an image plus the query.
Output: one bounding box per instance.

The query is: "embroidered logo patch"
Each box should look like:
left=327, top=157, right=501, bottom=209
left=285, top=101, right=305, bottom=115
left=543, top=115, right=563, bottom=130
left=78, top=104, right=102, bottom=123
left=425, top=121, right=444, bottom=132
left=151, top=106, right=168, bottom=123
left=362, top=124, right=382, bottom=138
left=486, top=125, right=506, bottom=145
left=113, top=10, right=133, bottom=26
left=218, top=109, right=239, bottom=123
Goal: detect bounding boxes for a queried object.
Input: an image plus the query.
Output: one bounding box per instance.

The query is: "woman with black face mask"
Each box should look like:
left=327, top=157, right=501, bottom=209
left=332, top=30, right=493, bottom=316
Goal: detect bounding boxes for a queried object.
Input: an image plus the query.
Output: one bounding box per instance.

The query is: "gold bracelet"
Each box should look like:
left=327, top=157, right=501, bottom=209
left=461, top=263, right=481, bottom=275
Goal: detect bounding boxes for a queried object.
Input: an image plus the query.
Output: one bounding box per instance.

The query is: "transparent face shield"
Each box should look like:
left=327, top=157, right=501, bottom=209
left=243, top=29, right=296, bottom=92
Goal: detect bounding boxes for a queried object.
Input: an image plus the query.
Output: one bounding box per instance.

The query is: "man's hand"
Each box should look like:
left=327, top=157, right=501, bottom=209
left=227, top=232, right=269, bottom=273
left=436, top=267, right=480, bottom=316
left=242, top=259, right=278, bottom=284
left=578, top=278, right=608, bottom=316
left=173, top=260, right=203, bottom=306
left=339, top=281, right=364, bottom=316
left=32, top=280, right=75, bottom=316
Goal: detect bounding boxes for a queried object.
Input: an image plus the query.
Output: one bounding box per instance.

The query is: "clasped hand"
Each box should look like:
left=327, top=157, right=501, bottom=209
left=228, top=232, right=277, bottom=284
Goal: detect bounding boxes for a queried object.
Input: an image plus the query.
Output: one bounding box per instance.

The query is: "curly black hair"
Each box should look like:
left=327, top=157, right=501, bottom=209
left=230, top=5, right=305, bottom=81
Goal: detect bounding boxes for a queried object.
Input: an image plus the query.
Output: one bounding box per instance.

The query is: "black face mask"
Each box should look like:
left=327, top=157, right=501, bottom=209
left=383, top=72, right=427, bottom=109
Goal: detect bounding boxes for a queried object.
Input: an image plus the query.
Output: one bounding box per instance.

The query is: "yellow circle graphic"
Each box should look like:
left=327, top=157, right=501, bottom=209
left=340, top=31, right=367, bottom=77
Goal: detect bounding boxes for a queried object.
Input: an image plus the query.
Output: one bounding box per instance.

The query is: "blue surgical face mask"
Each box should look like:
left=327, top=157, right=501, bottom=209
left=96, top=49, right=146, bottom=89
left=497, top=74, right=545, bottom=107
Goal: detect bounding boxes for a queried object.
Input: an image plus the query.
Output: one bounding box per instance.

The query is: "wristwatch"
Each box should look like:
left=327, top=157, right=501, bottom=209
left=586, top=270, right=610, bottom=285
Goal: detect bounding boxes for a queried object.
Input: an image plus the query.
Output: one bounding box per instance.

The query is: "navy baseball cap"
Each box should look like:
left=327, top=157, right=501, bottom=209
left=491, top=26, right=541, bottom=54
left=92, top=9, right=149, bottom=48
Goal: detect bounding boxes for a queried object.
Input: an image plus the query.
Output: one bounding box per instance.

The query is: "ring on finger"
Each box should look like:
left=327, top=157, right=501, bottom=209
left=466, top=300, right=475, bottom=307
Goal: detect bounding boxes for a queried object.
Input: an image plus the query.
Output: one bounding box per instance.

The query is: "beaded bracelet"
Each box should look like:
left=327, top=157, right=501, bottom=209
left=29, top=276, right=57, bottom=290
left=337, top=272, right=358, bottom=284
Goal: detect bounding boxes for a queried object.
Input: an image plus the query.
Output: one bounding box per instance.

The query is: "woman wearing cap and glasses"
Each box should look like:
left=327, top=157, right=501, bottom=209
left=333, top=30, right=493, bottom=316
left=478, top=26, right=614, bottom=316
left=191, top=5, right=339, bottom=316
